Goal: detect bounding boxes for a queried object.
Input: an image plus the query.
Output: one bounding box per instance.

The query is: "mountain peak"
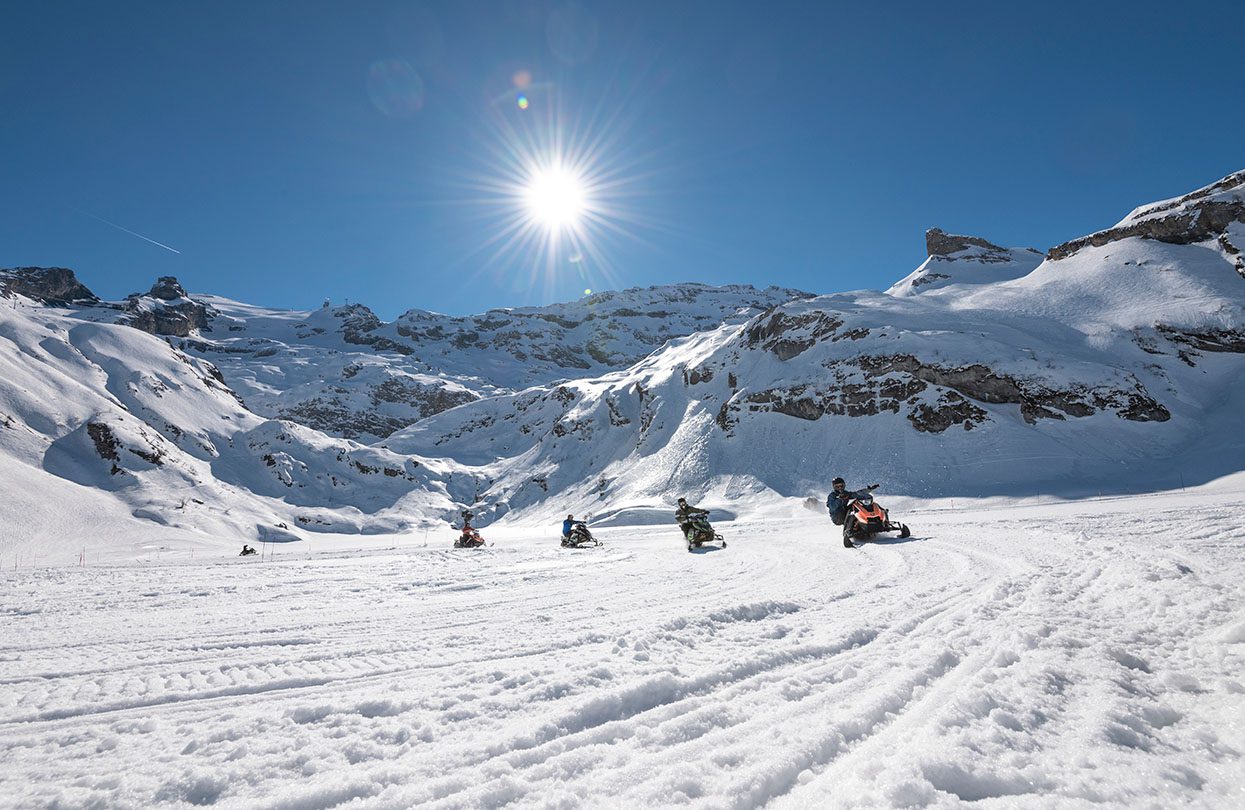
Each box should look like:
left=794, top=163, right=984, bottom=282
left=1049, top=168, right=1245, bottom=265
left=0, top=266, right=98, bottom=305
left=925, top=228, right=1010, bottom=258
left=147, top=276, right=190, bottom=301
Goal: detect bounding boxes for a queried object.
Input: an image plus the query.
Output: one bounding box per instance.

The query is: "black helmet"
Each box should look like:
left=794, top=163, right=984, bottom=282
left=832, top=477, right=845, bottom=488
left=677, top=497, right=687, bottom=504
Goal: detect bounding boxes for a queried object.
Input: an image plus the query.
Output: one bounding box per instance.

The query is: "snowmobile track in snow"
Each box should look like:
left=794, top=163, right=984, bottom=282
left=2, top=496, right=1244, bottom=808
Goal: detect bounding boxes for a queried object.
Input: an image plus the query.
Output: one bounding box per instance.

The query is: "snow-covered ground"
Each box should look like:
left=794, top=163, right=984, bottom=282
left=3, top=483, right=1243, bottom=809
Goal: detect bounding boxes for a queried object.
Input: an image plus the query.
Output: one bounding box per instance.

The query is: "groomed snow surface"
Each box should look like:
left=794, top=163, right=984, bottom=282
left=3, top=484, right=1245, bottom=809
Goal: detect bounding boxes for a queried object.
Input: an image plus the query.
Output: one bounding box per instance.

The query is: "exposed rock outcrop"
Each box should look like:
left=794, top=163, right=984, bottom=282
left=723, top=351, right=1169, bottom=434
left=369, top=377, right=478, bottom=413
left=744, top=311, right=849, bottom=360
left=336, top=304, right=414, bottom=355
left=277, top=400, right=415, bottom=441
left=0, top=267, right=98, bottom=304
left=926, top=228, right=1009, bottom=258
left=1049, top=170, right=1245, bottom=261
left=122, top=277, right=213, bottom=337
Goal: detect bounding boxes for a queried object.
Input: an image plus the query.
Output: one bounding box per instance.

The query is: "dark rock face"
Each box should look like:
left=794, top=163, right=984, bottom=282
left=369, top=378, right=478, bottom=413
left=85, top=420, right=166, bottom=473
left=336, top=305, right=414, bottom=355
left=1157, top=326, right=1245, bottom=354
left=87, top=422, right=121, bottom=462
left=277, top=400, right=414, bottom=441
left=858, top=354, right=1168, bottom=425
left=148, top=276, right=188, bottom=301
left=911, top=272, right=951, bottom=288
left=1049, top=171, right=1245, bottom=261
left=0, top=267, right=98, bottom=304
left=909, top=393, right=988, bottom=432
left=1218, top=232, right=1245, bottom=279
left=121, top=276, right=213, bottom=337
left=1157, top=325, right=1245, bottom=365
left=925, top=228, right=1009, bottom=257
left=722, top=350, right=1169, bottom=434
left=744, top=311, right=847, bottom=360
left=275, top=379, right=477, bottom=440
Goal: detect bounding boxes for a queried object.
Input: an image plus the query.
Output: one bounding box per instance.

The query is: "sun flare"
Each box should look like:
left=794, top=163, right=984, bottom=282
left=524, top=165, right=587, bottom=229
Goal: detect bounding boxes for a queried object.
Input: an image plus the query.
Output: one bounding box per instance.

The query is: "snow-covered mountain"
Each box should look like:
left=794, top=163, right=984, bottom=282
left=0, top=285, right=471, bottom=565
left=2, top=169, right=1244, bottom=550
left=183, top=283, right=813, bottom=441
left=887, top=228, right=1046, bottom=296
left=0, top=272, right=811, bottom=551
left=386, top=170, right=1245, bottom=521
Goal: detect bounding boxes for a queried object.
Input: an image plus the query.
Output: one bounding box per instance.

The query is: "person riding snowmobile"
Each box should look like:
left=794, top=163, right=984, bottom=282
left=826, top=478, right=879, bottom=526
left=456, top=518, right=485, bottom=548
left=675, top=497, right=708, bottom=539
left=561, top=514, right=576, bottom=542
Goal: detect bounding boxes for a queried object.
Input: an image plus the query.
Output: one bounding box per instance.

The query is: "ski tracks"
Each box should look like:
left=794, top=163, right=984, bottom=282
left=1, top=504, right=1243, bottom=808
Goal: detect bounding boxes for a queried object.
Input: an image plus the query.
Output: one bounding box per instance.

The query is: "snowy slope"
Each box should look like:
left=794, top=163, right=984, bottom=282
left=388, top=172, right=1245, bottom=521
left=1, top=483, right=1243, bottom=808
left=888, top=228, right=1045, bottom=297
left=2, top=169, right=1244, bottom=552
left=186, top=284, right=813, bottom=440
left=0, top=294, right=469, bottom=557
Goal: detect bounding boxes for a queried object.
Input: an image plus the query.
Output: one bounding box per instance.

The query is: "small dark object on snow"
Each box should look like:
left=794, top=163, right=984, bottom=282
left=240, top=545, right=257, bottom=556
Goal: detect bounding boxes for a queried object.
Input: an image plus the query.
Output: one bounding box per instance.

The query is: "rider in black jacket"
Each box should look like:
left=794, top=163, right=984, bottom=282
left=826, top=477, right=878, bottom=525
left=675, top=497, right=707, bottom=539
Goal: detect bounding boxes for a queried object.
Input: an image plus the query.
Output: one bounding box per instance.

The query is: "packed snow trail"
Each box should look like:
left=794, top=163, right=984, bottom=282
left=1, top=491, right=1244, bottom=808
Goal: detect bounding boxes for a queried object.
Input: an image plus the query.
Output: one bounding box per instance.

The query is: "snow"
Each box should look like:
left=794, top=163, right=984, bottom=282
left=2, top=483, right=1243, bottom=808
left=182, top=284, right=812, bottom=442
left=1112, top=169, right=1245, bottom=228
left=3, top=170, right=1245, bottom=806
left=887, top=245, right=1044, bottom=298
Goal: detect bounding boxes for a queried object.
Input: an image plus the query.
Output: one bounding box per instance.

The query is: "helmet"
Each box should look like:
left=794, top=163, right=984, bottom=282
left=677, top=497, right=687, bottom=505
left=567, top=514, right=573, bottom=519
left=832, top=477, right=845, bottom=489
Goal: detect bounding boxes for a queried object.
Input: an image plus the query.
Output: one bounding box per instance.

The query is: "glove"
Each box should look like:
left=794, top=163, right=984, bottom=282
left=868, top=483, right=880, bottom=490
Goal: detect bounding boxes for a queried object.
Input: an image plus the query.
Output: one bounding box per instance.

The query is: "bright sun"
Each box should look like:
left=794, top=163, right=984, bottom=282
left=524, top=166, right=586, bottom=229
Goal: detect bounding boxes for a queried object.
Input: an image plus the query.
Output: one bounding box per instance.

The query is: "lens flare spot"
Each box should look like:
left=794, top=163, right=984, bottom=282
left=513, top=70, right=533, bottom=89
left=584, top=288, right=592, bottom=295
left=517, top=95, right=529, bottom=110
left=366, top=59, right=425, bottom=118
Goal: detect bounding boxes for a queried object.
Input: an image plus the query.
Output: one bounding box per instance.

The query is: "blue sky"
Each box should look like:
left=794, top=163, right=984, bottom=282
left=3, top=1, right=1243, bottom=318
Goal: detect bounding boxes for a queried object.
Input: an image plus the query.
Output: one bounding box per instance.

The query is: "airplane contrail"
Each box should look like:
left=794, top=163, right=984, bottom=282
left=84, top=212, right=182, bottom=255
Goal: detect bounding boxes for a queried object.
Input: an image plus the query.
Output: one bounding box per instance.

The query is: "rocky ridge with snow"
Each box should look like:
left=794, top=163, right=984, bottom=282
left=1049, top=169, right=1245, bottom=273
left=388, top=170, right=1245, bottom=521
left=2, top=169, right=1245, bottom=546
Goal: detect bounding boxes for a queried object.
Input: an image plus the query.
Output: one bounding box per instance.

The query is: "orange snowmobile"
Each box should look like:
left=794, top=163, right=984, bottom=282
left=842, top=492, right=910, bottom=548
left=454, top=525, right=486, bottom=548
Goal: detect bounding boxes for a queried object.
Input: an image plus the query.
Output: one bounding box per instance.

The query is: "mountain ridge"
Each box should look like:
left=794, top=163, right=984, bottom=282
left=2, top=168, right=1244, bottom=554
